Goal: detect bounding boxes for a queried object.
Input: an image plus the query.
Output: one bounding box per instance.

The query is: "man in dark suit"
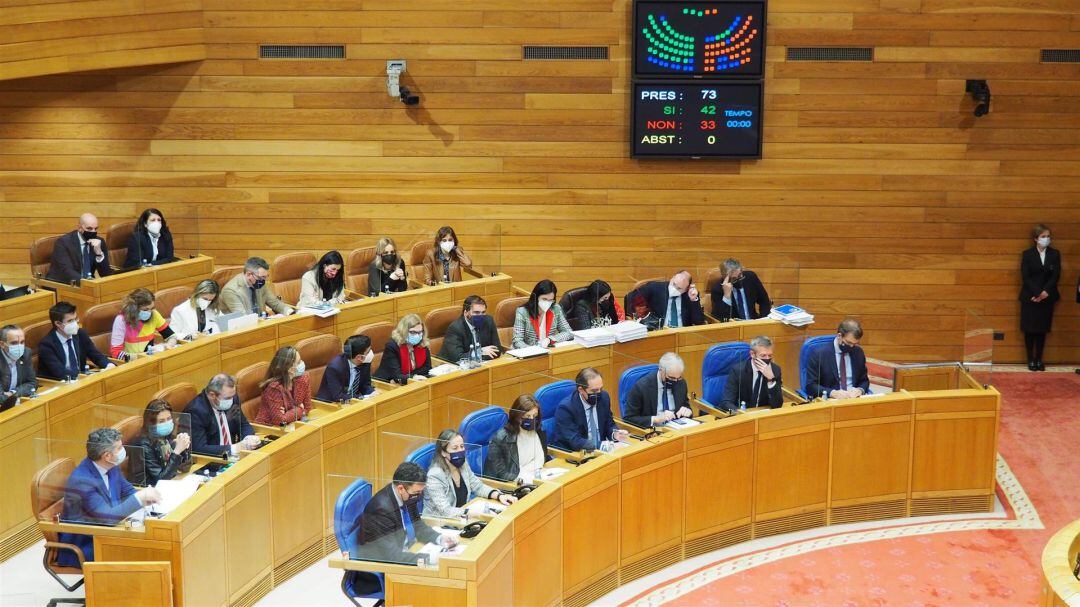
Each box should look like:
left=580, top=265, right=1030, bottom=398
left=57, top=427, right=161, bottom=567
left=712, top=258, right=772, bottom=321
left=37, top=301, right=113, bottom=380
left=720, top=335, right=784, bottom=412
left=623, top=352, right=694, bottom=428
left=551, top=367, right=629, bottom=451
left=804, top=318, right=871, bottom=400
left=638, top=271, right=705, bottom=329
left=1, top=324, right=37, bottom=397
left=186, top=374, right=260, bottom=457
left=439, top=295, right=502, bottom=363
left=316, top=335, right=374, bottom=402
left=351, top=462, right=457, bottom=594
left=45, top=213, right=113, bottom=284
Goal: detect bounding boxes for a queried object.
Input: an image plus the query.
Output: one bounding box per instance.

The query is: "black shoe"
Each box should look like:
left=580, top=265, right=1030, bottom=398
left=1036, top=361, right=1046, bottom=371
left=1028, top=361, right=1037, bottom=371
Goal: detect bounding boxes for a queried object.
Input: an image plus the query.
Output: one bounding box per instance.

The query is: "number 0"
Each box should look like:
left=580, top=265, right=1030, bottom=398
left=707, top=135, right=716, bottom=144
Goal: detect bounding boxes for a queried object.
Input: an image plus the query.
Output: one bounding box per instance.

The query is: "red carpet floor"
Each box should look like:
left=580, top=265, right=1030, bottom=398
left=622, top=371, right=1080, bottom=607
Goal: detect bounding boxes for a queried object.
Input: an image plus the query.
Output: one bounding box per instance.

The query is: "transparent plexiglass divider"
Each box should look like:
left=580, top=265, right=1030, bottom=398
left=963, top=308, right=994, bottom=388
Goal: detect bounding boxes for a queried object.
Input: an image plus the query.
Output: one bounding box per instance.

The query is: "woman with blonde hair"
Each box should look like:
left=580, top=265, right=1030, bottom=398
left=373, top=313, right=431, bottom=384
left=110, top=288, right=177, bottom=359
left=367, top=236, right=408, bottom=296
left=255, top=346, right=312, bottom=425
left=169, top=279, right=221, bottom=339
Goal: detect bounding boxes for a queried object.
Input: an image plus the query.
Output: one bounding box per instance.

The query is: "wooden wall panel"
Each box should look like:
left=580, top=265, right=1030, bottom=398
left=0, top=0, right=206, bottom=80
left=0, top=0, right=1077, bottom=363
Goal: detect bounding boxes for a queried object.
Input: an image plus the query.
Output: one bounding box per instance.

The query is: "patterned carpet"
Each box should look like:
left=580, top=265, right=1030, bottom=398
left=619, top=371, right=1080, bottom=607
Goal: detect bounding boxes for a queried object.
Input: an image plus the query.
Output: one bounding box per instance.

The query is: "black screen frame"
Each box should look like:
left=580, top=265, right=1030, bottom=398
left=632, top=0, right=768, bottom=80
left=630, top=80, right=764, bottom=159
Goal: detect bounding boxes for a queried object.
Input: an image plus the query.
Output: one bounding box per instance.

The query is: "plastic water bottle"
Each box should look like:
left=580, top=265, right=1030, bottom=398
left=739, top=401, right=747, bottom=413
left=141, top=259, right=152, bottom=268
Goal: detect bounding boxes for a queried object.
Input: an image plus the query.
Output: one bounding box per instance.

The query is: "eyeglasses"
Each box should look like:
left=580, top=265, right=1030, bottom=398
left=408, top=330, right=424, bottom=336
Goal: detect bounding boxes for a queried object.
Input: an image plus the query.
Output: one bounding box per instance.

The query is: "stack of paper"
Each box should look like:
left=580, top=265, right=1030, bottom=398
left=664, top=417, right=702, bottom=430
left=572, top=327, right=616, bottom=348
left=609, top=321, right=648, bottom=342
left=768, top=304, right=815, bottom=327
left=299, top=305, right=339, bottom=318
left=572, top=321, right=648, bottom=348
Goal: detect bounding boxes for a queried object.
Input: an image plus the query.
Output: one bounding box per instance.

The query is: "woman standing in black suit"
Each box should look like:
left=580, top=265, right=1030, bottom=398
left=1019, top=223, right=1061, bottom=371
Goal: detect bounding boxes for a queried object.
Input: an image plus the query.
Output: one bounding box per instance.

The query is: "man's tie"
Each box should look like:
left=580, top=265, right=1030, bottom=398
left=400, top=505, right=416, bottom=545
left=66, top=339, right=79, bottom=378
left=752, top=373, right=762, bottom=407
left=839, top=351, right=848, bottom=391
left=661, top=387, right=670, bottom=413
left=737, top=288, right=751, bottom=320
left=667, top=296, right=679, bottom=328
left=586, top=406, right=600, bottom=449
left=216, top=410, right=232, bottom=445
left=349, top=367, right=363, bottom=398
left=82, top=243, right=93, bottom=278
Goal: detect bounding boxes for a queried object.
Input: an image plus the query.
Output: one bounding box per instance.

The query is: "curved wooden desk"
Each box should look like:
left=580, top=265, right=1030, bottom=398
left=1041, top=518, right=1080, bottom=607
left=1, top=271, right=1000, bottom=606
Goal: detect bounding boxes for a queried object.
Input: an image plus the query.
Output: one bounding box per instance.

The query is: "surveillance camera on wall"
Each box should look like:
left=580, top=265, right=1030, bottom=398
left=965, top=79, right=990, bottom=117
left=387, top=60, right=419, bottom=106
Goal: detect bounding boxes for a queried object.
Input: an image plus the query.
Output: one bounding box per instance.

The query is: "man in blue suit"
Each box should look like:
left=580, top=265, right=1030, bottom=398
left=57, top=427, right=161, bottom=567
left=551, top=367, right=629, bottom=452
left=804, top=318, right=871, bottom=400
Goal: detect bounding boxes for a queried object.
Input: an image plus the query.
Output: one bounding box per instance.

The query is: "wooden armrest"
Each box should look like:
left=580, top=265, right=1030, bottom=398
left=343, top=289, right=365, bottom=302
left=511, top=285, right=530, bottom=296
left=781, top=386, right=802, bottom=403
left=614, top=418, right=648, bottom=434
left=251, top=423, right=280, bottom=434
left=44, top=541, right=87, bottom=566
left=704, top=312, right=721, bottom=324
left=407, top=279, right=425, bottom=289
left=693, top=398, right=731, bottom=418
left=462, top=266, right=484, bottom=279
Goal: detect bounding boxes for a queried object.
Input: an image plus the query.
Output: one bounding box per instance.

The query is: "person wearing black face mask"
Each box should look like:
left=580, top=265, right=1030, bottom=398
left=720, top=336, right=784, bottom=412
left=219, top=256, right=291, bottom=316
left=624, top=352, right=695, bottom=428
left=439, top=295, right=502, bottom=363
left=485, top=395, right=551, bottom=482
left=424, top=429, right=516, bottom=519
left=368, top=236, right=409, bottom=296
left=46, top=213, right=114, bottom=283
left=804, top=318, right=870, bottom=400
left=353, top=462, right=457, bottom=594
left=551, top=367, right=629, bottom=451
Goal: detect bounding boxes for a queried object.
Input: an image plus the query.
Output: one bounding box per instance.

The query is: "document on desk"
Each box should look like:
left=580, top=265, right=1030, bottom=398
left=153, top=476, right=203, bottom=515
left=418, top=542, right=465, bottom=563
left=664, top=417, right=702, bottom=430
left=505, top=345, right=549, bottom=359
left=538, top=467, right=568, bottom=480
left=299, top=306, right=339, bottom=318
left=428, top=363, right=460, bottom=377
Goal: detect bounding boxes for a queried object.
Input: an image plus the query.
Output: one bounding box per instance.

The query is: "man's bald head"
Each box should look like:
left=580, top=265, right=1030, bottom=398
left=78, top=214, right=99, bottom=231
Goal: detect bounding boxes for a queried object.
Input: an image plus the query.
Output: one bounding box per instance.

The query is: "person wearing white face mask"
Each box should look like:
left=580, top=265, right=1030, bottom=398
left=56, top=427, right=162, bottom=567
left=1019, top=223, right=1061, bottom=371
left=110, top=288, right=178, bottom=359
left=169, top=279, right=221, bottom=340
left=38, top=301, right=113, bottom=380
left=423, top=225, right=473, bottom=286
left=256, top=346, right=313, bottom=425
left=1, top=324, right=37, bottom=399
left=187, top=373, right=260, bottom=457
left=123, top=208, right=175, bottom=268
left=317, top=334, right=376, bottom=402
left=512, top=279, right=573, bottom=349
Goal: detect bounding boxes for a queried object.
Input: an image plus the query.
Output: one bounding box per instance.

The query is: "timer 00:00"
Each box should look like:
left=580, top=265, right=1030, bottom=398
left=726, top=120, right=752, bottom=128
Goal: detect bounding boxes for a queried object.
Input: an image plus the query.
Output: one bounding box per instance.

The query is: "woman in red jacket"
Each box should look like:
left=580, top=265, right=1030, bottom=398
left=256, top=345, right=312, bottom=426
